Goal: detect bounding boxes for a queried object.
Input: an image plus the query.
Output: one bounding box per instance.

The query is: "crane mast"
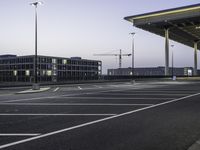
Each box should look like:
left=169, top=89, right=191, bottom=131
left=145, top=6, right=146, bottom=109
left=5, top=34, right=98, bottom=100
left=94, top=49, right=131, bottom=68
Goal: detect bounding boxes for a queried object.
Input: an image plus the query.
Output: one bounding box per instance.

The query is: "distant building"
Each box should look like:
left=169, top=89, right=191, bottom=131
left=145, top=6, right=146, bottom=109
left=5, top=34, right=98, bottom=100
left=107, top=67, right=194, bottom=76
left=0, top=55, right=102, bottom=82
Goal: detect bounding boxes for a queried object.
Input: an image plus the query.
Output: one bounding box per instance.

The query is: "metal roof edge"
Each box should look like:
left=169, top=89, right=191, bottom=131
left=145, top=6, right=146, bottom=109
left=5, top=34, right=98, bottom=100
left=124, top=3, right=200, bottom=21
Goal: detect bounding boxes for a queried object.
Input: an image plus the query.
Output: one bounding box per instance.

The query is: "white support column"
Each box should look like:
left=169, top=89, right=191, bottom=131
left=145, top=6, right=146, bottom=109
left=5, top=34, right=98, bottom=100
left=194, top=42, right=198, bottom=76
left=164, top=28, right=169, bottom=76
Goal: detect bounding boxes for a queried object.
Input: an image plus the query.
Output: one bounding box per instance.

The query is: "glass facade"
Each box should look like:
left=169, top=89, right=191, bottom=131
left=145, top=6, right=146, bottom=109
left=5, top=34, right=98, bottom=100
left=0, top=55, right=102, bottom=82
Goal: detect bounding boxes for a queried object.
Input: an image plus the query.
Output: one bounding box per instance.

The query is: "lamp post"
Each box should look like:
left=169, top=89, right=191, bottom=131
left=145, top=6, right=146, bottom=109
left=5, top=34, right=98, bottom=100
left=30, top=1, right=42, bottom=90
left=171, top=44, right=174, bottom=79
left=130, top=32, right=135, bottom=78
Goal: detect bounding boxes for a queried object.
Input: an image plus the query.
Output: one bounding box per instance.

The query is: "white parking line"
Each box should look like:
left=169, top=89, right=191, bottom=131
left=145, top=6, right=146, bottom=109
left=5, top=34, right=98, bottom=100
left=0, top=92, right=199, bottom=149
left=98, top=93, right=189, bottom=96
left=53, top=87, right=59, bottom=92
left=118, top=90, right=195, bottom=92
left=0, top=103, right=153, bottom=106
left=78, top=86, right=82, bottom=90
left=60, top=97, right=173, bottom=100
left=0, top=94, right=173, bottom=103
left=0, top=113, right=116, bottom=116
left=0, top=133, right=40, bottom=136
left=0, top=87, right=152, bottom=103
left=0, top=85, right=175, bottom=103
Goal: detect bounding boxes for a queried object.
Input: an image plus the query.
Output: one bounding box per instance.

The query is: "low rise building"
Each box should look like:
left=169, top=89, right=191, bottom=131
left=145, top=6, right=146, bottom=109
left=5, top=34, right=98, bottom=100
left=0, top=55, right=102, bottom=82
left=108, top=67, right=194, bottom=76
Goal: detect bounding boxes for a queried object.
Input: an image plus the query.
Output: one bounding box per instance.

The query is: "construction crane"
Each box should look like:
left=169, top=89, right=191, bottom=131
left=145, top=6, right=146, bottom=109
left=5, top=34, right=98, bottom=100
left=93, top=49, right=131, bottom=68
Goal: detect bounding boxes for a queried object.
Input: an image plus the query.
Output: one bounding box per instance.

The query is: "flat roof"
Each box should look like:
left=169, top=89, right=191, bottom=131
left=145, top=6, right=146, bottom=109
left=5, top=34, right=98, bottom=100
left=124, top=3, right=200, bottom=49
left=0, top=54, right=101, bottom=62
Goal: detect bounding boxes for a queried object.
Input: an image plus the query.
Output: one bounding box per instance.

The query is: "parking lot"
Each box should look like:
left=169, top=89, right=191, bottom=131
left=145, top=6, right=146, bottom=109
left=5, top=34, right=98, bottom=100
left=0, top=81, right=200, bottom=150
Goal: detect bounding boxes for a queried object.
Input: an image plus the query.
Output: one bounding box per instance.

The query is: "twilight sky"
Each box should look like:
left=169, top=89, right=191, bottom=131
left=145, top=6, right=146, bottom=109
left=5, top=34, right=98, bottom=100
left=0, top=0, right=200, bottom=74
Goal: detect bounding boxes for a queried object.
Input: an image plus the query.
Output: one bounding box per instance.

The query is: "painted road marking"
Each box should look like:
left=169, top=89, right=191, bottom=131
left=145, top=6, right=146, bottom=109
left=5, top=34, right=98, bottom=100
left=0, top=133, right=40, bottom=136
left=0, top=113, right=116, bottom=116
left=60, top=97, right=174, bottom=100
left=0, top=84, right=172, bottom=103
left=78, top=86, right=82, bottom=90
left=0, top=103, right=154, bottom=106
left=0, top=95, right=173, bottom=103
left=53, top=87, right=59, bottom=92
left=97, top=93, right=189, bottom=96
left=0, top=87, right=164, bottom=103
left=0, top=92, right=199, bottom=149
left=124, top=90, right=196, bottom=92
left=16, top=87, right=50, bottom=94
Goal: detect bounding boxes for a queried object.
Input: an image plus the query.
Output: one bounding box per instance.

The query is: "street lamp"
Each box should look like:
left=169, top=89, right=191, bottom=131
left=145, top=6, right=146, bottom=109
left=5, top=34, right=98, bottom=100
left=30, top=1, right=43, bottom=90
left=130, top=32, right=135, bottom=78
left=171, top=44, right=174, bottom=78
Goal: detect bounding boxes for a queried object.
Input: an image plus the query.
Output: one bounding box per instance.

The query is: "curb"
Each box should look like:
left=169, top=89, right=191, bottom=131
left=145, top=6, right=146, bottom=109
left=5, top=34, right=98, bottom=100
left=16, top=87, right=50, bottom=94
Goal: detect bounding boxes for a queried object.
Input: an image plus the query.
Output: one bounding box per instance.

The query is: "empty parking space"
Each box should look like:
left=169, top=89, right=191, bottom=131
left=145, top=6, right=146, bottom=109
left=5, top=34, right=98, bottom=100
left=0, top=105, right=146, bottom=114
left=0, top=81, right=200, bottom=149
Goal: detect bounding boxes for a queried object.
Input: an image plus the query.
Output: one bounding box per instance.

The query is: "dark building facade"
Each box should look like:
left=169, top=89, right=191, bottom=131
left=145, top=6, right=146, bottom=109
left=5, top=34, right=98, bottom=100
left=108, top=67, right=194, bottom=76
left=0, top=55, right=102, bottom=82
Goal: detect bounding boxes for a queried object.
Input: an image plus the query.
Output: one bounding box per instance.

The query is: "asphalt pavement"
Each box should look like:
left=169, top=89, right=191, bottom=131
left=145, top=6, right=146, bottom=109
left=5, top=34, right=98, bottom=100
left=0, top=81, right=200, bottom=150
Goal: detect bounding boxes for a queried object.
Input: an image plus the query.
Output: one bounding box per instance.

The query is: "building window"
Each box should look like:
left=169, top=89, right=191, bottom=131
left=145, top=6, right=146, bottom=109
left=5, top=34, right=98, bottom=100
left=47, top=70, right=52, bottom=76
left=25, top=70, right=30, bottom=76
left=13, top=70, right=17, bottom=76
left=42, top=70, right=46, bottom=76
left=188, top=69, right=192, bottom=76
left=62, top=59, right=67, bottom=64
left=52, top=59, right=57, bottom=64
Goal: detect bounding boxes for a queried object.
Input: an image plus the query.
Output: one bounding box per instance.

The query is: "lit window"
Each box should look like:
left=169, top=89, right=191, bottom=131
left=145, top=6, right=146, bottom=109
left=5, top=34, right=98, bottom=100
left=47, top=70, right=52, bottom=76
left=188, top=69, right=192, bottom=76
left=63, top=59, right=67, bottom=64
left=13, top=70, right=17, bottom=76
left=25, top=70, right=30, bottom=76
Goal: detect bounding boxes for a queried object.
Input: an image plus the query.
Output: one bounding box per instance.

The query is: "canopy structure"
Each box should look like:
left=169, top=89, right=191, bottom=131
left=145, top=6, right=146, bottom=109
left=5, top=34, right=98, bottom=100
left=124, top=3, right=200, bottom=76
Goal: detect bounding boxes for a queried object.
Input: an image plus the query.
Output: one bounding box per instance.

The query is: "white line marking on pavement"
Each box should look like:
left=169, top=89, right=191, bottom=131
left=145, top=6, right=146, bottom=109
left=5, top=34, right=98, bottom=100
left=0, top=92, right=199, bottom=149
left=53, top=87, right=59, bottom=92
left=16, top=87, right=50, bottom=94
left=60, top=97, right=173, bottom=100
left=98, top=93, right=189, bottom=96
left=0, top=84, right=177, bottom=103
left=0, top=103, right=153, bottom=106
left=0, top=133, right=40, bottom=136
left=78, top=86, right=82, bottom=90
left=0, top=113, right=116, bottom=116
left=115, top=90, right=195, bottom=93
left=0, top=88, right=174, bottom=103
left=0, top=86, right=141, bottom=103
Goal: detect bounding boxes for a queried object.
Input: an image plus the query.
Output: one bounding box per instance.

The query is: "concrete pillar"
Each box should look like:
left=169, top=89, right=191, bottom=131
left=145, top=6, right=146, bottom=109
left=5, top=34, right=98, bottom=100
left=164, top=28, right=169, bottom=76
left=194, top=42, right=198, bottom=76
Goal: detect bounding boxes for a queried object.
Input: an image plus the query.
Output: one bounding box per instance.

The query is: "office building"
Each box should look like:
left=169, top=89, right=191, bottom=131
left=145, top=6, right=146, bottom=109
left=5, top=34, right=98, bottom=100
left=0, top=55, right=102, bottom=82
